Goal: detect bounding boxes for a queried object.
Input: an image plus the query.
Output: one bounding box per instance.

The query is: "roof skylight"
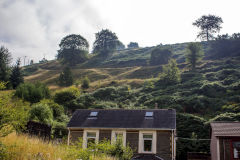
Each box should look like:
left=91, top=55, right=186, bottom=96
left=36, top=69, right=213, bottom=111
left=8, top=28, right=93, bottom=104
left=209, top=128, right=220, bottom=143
left=90, top=111, right=98, bottom=117
left=145, top=112, right=153, bottom=117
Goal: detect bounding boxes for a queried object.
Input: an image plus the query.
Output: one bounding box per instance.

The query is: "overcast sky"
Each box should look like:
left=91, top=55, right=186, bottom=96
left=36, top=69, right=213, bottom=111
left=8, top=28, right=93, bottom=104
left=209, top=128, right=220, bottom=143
left=0, top=0, right=240, bottom=64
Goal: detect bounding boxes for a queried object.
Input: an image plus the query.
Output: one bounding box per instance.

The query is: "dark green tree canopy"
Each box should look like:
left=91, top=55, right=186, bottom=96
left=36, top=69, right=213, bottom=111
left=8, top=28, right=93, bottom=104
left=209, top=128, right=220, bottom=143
left=58, top=66, right=74, bottom=87
left=160, top=59, right=181, bottom=85
left=81, top=76, right=90, bottom=89
left=59, top=34, right=89, bottom=50
left=209, top=33, right=240, bottom=59
left=127, top=42, right=139, bottom=48
left=57, top=34, right=89, bottom=66
left=150, top=47, right=172, bottom=65
left=93, top=29, right=120, bottom=55
left=10, top=58, right=24, bottom=89
left=185, top=43, right=204, bottom=71
left=0, top=46, right=12, bottom=82
left=193, top=14, right=223, bottom=41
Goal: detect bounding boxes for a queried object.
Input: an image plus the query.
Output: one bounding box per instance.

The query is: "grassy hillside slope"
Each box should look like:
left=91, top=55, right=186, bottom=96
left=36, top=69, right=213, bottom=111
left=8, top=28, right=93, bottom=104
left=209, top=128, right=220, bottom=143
left=23, top=42, right=207, bottom=89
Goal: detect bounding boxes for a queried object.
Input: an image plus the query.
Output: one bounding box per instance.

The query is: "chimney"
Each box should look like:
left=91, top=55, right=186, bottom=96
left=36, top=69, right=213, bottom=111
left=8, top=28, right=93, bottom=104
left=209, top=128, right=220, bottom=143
left=155, top=103, right=158, bottom=109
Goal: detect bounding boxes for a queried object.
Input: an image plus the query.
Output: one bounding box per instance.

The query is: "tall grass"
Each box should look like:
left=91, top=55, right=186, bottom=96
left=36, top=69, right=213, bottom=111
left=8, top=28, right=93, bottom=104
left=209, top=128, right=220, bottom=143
left=0, top=133, right=115, bottom=160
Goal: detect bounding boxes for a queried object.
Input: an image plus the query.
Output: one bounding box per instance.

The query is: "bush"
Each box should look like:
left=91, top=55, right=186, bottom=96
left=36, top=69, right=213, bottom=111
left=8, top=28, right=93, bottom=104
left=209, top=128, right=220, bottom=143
left=0, top=92, right=30, bottom=137
left=90, top=101, right=118, bottom=109
left=54, top=87, right=80, bottom=111
left=75, top=94, right=96, bottom=109
left=0, top=142, right=7, bottom=160
left=200, top=83, right=226, bottom=97
left=209, top=112, right=240, bottom=122
left=158, top=59, right=181, bottom=85
left=29, top=103, right=53, bottom=125
left=92, top=85, right=131, bottom=102
left=38, top=99, right=65, bottom=119
left=15, top=82, right=50, bottom=103
left=150, top=47, right=172, bottom=65
left=81, top=76, right=90, bottom=89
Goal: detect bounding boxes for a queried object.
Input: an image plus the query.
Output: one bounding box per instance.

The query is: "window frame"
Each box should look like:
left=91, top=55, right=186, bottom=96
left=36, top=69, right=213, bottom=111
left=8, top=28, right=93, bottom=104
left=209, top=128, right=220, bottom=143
left=231, top=138, right=240, bottom=160
left=83, top=129, right=99, bottom=148
left=143, top=134, right=153, bottom=152
left=111, top=130, right=126, bottom=147
left=138, top=131, right=157, bottom=154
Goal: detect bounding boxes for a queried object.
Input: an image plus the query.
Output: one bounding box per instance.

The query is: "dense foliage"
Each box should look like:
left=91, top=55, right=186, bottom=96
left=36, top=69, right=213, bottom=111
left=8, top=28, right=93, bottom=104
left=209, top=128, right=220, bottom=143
left=150, top=47, right=172, bottom=65
left=127, top=42, right=139, bottom=49
left=57, top=34, right=89, bottom=66
left=54, top=87, right=80, bottom=112
left=93, top=29, right=120, bottom=55
left=185, top=43, right=204, bottom=71
left=58, top=66, right=74, bottom=86
left=9, top=58, right=24, bottom=89
left=209, top=33, right=240, bottom=59
left=0, top=88, right=30, bottom=137
left=81, top=76, right=90, bottom=89
left=15, top=82, right=50, bottom=103
left=159, top=59, right=181, bottom=85
left=0, top=46, right=11, bottom=83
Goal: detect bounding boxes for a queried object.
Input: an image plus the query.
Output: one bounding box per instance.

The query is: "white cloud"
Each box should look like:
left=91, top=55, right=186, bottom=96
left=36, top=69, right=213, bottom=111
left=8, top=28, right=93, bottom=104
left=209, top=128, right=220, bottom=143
left=0, top=0, right=240, bottom=63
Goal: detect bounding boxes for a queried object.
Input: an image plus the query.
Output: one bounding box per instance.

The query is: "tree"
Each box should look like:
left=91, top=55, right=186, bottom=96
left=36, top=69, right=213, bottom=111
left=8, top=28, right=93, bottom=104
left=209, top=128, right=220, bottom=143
left=193, top=14, right=223, bottom=41
left=93, top=29, right=120, bottom=55
left=10, top=58, right=24, bottom=89
left=81, top=76, right=90, bottom=89
left=58, top=67, right=74, bottom=86
left=150, top=47, right=172, bottom=65
left=185, top=43, right=204, bottom=71
left=0, top=46, right=12, bottom=82
left=160, top=59, right=181, bottom=84
left=57, top=34, right=89, bottom=66
left=116, top=41, right=125, bottom=50
left=127, top=42, right=139, bottom=48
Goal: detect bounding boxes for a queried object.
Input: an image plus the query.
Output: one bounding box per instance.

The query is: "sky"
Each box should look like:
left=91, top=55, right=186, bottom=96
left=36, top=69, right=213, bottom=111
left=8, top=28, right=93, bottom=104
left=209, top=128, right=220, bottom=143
left=0, top=0, right=240, bottom=64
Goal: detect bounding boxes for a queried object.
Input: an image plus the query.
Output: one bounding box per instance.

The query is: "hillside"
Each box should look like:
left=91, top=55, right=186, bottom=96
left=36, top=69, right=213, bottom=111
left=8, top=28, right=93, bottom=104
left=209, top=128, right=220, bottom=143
left=18, top=41, right=240, bottom=159
left=23, top=42, right=206, bottom=89
left=23, top=41, right=240, bottom=115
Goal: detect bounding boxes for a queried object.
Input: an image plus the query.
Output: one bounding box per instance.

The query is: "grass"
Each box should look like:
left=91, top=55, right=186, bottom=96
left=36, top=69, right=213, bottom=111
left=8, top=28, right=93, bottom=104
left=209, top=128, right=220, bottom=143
left=0, top=133, right=116, bottom=160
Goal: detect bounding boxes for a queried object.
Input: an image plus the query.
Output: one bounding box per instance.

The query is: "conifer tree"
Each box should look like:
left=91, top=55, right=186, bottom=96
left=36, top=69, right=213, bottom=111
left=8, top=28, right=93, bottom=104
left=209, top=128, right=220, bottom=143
left=58, top=67, right=73, bottom=86
left=10, top=58, right=24, bottom=89
left=185, top=43, right=204, bottom=71
left=81, top=76, right=90, bottom=89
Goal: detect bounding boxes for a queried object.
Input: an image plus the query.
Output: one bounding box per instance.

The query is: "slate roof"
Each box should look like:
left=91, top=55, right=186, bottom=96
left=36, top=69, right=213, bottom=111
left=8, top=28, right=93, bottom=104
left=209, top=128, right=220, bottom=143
left=211, top=122, right=240, bottom=136
left=67, top=109, right=176, bottom=129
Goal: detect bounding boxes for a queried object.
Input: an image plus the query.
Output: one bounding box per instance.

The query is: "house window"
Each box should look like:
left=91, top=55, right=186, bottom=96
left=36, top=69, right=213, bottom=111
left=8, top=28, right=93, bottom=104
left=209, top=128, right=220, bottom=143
left=139, top=131, right=156, bottom=154
left=233, top=141, right=240, bottom=158
left=87, top=132, right=96, bottom=147
left=111, top=130, right=126, bottom=147
left=83, top=130, right=99, bottom=148
left=143, top=134, right=153, bottom=152
left=115, top=132, right=123, bottom=141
